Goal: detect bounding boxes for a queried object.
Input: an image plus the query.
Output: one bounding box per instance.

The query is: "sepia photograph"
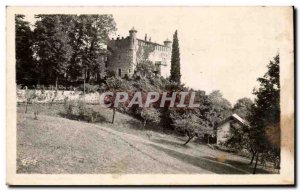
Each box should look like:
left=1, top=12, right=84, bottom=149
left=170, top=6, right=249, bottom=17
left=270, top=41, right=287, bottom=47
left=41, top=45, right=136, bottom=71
left=6, top=6, right=294, bottom=185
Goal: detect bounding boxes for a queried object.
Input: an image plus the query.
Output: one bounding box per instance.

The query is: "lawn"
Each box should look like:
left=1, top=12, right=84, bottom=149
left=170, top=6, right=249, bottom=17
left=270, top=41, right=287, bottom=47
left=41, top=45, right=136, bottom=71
left=17, top=104, right=273, bottom=174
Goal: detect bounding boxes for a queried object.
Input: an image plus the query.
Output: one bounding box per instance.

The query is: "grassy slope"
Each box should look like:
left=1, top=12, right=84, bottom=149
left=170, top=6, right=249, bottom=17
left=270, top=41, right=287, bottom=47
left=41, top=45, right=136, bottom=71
left=17, top=104, right=272, bottom=174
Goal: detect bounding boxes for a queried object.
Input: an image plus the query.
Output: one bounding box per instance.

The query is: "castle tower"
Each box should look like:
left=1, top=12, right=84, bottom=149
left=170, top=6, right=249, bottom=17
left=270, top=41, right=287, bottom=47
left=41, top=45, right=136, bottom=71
left=163, top=38, right=172, bottom=48
left=129, top=27, right=138, bottom=76
left=129, top=27, right=137, bottom=50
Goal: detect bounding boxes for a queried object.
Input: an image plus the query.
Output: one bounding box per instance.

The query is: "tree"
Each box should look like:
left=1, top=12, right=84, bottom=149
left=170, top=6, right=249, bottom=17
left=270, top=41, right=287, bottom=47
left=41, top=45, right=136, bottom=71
left=233, top=97, right=254, bottom=119
left=141, top=108, right=160, bottom=127
left=249, top=54, right=280, bottom=174
left=105, top=76, right=126, bottom=123
left=33, top=15, right=74, bottom=87
left=68, top=15, right=116, bottom=82
left=134, top=60, right=156, bottom=79
left=15, top=15, right=35, bottom=85
left=170, top=30, right=181, bottom=84
left=207, top=90, right=232, bottom=128
left=171, top=111, right=211, bottom=145
left=32, top=14, right=116, bottom=86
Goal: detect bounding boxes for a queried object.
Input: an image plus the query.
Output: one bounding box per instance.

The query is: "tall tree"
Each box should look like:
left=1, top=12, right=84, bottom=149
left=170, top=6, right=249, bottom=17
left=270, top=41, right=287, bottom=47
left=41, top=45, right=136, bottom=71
left=249, top=53, right=280, bottom=174
left=15, top=15, right=35, bottom=85
left=233, top=97, right=254, bottom=119
left=207, top=90, right=232, bottom=128
left=33, top=15, right=74, bottom=87
left=68, top=15, right=116, bottom=82
left=170, top=30, right=181, bottom=84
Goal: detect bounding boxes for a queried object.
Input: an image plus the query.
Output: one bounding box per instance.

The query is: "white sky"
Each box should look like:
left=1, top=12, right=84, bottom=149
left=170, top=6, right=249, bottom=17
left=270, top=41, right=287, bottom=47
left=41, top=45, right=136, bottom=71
left=23, top=7, right=293, bottom=104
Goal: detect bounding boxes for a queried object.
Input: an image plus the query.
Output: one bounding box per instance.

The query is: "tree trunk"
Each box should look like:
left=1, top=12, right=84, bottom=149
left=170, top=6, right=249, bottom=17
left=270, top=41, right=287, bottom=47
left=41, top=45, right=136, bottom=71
left=111, top=108, right=116, bottom=124
left=183, top=136, right=193, bottom=146
left=253, top=152, right=259, bottom=174
left=55, top=76, right=58, bottom=90
left=25, top=101, right=28, bottom=113
left=86, top=70, right=90, bottom=83
left=143, top=119, right=146, bottom=127
left=83, top=77, right=86, bottom=102
left=249, top=151, right=256, bottom=165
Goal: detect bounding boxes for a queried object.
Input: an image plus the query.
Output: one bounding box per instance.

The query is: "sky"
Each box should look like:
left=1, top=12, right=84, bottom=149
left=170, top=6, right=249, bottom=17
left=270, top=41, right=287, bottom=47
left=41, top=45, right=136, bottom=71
left=23, top=7, right=293, bottom=104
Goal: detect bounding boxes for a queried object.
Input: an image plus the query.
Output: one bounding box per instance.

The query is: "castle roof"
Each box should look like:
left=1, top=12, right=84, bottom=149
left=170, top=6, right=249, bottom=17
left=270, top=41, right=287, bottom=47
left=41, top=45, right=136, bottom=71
left=129, top=27, right=137, bottom=32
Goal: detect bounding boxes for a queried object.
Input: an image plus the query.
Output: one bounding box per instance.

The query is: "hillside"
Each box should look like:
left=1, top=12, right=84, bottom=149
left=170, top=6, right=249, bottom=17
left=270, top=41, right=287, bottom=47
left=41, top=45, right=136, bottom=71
left=17, top=104, right=271, bottom=174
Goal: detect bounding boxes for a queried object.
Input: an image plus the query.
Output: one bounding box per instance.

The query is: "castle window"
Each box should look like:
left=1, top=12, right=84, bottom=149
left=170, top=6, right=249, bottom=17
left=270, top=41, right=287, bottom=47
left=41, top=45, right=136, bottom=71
left=129, top=69, right=131, bottom=73
left=118, top=68, right=122, bottom=77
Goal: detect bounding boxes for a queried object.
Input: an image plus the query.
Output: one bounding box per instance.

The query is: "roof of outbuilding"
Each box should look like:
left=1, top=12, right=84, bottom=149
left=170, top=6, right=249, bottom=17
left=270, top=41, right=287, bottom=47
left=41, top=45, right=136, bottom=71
left=216, top=113, right=250, bottom=128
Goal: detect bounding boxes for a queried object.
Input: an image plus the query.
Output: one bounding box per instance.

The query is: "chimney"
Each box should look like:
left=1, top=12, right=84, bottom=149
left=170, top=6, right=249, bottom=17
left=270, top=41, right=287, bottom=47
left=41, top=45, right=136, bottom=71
left=149, top=37, right=151, bottom=42
left=145, top=34, right=148, bottom=41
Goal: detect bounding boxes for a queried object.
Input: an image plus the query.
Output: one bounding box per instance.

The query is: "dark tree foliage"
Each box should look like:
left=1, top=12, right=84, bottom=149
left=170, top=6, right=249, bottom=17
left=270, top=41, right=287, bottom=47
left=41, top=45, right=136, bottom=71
left=170, top=30, right=181, bottom=84
left=16, top=14, right=116, bottom=87
left=15, top=15, right=36, bottom=85
left=249, top=54, right=280, bottom=174
left=207, top=90, right=232, bottom=128
left=68, top=15, right=116, bottom=83
left=233, top=97, right=254, bottom=120
left=33, top=15, right=74, bottom=86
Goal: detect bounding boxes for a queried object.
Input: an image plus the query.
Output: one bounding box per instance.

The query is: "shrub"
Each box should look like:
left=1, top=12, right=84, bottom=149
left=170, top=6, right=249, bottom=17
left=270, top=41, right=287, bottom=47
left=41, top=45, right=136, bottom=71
left=64, top=99, right=75, bottom=117
left=106, top=76, right=125, bottom=90
left=141, top=108, right=161, bottom=127
left=63, top=100, right=103, bottom=123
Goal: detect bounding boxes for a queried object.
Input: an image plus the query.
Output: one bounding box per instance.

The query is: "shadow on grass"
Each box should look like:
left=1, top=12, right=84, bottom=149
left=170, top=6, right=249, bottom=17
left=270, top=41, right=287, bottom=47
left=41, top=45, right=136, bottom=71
left=58, top=112, right=108, bottom=124
left=152, top=138, right=188, bottom=148
left=203, top=156, right=271, bottom=174
left=147, top=143, right=252, bottom=174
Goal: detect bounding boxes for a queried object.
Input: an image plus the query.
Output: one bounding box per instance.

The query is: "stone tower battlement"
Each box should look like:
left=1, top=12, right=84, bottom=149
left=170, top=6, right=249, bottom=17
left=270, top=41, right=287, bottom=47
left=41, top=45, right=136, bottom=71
left=106, top=27, right=172, bottom=78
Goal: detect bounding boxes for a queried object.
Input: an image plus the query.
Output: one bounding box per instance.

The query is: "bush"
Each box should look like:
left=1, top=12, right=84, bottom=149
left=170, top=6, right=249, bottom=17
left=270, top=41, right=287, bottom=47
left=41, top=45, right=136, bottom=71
left=105, top=70, right=116, bottom=78
left=106, top=76, right=125, bottom=90
left=63, top=100, right=103, bottom=123
left=141, top=108, right=161, bottom=127
left=64, top=99, right=75, bottom=117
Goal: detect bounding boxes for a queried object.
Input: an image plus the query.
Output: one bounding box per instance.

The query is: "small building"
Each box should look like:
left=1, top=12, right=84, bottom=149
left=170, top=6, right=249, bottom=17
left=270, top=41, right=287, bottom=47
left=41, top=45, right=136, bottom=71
left=216, top=113, right=250, bottom=145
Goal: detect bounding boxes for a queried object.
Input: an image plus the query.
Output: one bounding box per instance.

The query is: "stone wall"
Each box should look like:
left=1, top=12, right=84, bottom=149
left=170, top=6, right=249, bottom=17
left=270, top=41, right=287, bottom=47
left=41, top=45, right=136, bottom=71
left=107, top=38, right=135, bottom=78
left=17, top=89, right=101, bottom=104
left=147, top=44, right=171, bottom=77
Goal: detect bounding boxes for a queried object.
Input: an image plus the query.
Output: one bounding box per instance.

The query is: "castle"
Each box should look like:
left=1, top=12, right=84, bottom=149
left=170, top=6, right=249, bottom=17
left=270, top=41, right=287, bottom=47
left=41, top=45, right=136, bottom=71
left=106, top=27, right=172, bottom=78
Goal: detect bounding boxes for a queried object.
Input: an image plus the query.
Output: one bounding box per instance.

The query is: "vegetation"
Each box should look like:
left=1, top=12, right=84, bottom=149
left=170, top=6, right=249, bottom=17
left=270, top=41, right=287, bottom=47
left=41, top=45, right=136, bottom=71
left=15, top=15, right=36, bottom=85
left=63, top=100, right=103, bottom=123
left=15, top=14, right=281, bottom=174
left=170, top=30, right=181, bottom=84
left=233, top=98, right=254, bottom=120
left=223, top=54, right=280, bottom=174
left=249, top=54, right=280, bottom=174
left=141, top=108, right=160, bottom=127
left=16, top=14, right=116, bottom=86
left=171, top=111, right=211, bottom=145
